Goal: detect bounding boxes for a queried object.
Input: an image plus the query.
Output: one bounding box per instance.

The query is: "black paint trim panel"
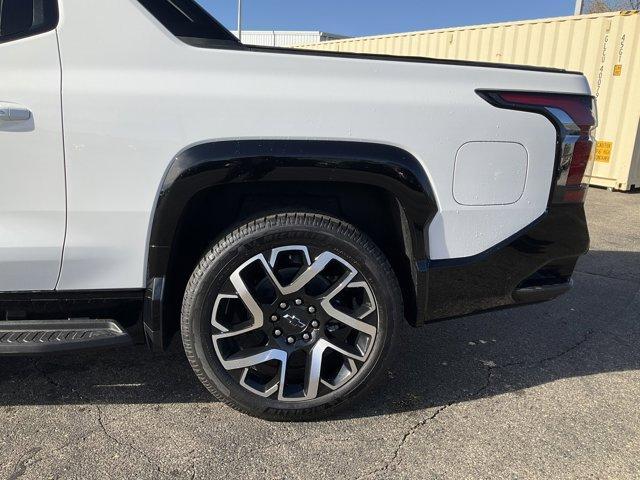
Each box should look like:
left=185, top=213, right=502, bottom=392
left=426, top=203, right=589, bottom=321
left=175, top=38, right=580, bottom=76
left=0, top=289, right=144, bottom=332
left=136, top=0, right=238, bottom=45
left=0, top=0, right=59, bottom=45
left=247, top=45, right=581, bottom=76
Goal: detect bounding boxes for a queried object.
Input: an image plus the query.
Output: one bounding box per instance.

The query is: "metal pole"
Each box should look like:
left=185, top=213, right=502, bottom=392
left=237, top=0, right=243, bottom=42
left=574, top=0, right=584, bottom=15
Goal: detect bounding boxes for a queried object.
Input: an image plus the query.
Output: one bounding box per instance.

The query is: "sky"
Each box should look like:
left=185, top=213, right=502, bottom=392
left=199, top=0, right=578, bottom=37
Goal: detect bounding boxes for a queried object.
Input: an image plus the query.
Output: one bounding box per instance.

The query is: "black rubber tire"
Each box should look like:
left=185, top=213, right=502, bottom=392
left=181, top=212, right=402, bottom=421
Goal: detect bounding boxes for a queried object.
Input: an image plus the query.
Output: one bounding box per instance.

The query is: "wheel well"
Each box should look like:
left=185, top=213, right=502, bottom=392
left=161, top=181, right=418, bottom=343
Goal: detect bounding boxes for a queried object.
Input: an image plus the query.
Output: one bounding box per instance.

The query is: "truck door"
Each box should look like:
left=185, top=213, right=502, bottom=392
left=0, top=0, right=65, bottom=291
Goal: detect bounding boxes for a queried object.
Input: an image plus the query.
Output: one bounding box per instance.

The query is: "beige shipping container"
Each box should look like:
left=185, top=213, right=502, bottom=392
left=299, top=11, right=640, bottom=191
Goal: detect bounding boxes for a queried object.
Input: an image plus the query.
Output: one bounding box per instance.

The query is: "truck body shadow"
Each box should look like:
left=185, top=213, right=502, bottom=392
left=0, top=250, right=638, bottom=419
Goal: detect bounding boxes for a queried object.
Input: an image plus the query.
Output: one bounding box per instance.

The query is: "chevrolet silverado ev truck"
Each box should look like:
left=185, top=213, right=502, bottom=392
left=0, top=0, right=595, bottom=420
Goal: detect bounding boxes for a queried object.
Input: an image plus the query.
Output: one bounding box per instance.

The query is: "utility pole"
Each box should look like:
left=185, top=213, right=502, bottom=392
left=237, top=0, right=243, bottom=42
left=575, top=0, right=585, bottom=15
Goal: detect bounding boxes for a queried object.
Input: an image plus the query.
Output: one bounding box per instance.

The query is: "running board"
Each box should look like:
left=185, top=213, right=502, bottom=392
left=0, top=319, right=132, bottom=355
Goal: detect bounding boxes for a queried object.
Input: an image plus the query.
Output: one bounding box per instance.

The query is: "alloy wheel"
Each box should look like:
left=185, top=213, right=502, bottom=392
left=210, top=245, right=379, bottom=402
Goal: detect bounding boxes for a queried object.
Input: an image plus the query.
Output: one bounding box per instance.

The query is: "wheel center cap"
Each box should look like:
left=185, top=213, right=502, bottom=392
left=280, top=307, right=312, bottom=334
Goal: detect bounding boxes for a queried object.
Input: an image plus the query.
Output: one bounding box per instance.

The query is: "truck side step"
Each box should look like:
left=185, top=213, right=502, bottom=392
left=0, top=319, right=132, bottom=355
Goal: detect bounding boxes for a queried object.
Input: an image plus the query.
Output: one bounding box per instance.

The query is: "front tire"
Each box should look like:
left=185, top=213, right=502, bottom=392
left=181, top=212, right=402, bottom=421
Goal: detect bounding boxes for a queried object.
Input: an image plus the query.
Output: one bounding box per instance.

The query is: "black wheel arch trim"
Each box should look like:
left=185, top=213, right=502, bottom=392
left=144, top=139, right=439, bottom=349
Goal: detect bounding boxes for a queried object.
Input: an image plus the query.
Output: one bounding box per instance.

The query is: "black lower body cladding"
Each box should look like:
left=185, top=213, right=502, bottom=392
left=426, top=203, right=590, bottom=321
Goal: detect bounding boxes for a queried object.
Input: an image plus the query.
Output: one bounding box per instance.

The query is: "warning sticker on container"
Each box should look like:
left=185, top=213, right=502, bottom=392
left=613, top=64, right=623, bottom=76
left=595, top=141, right=613, bottom=163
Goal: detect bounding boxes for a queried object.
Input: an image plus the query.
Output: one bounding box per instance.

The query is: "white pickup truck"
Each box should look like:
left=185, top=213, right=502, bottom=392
left=0, top=0, right=596, bottom=420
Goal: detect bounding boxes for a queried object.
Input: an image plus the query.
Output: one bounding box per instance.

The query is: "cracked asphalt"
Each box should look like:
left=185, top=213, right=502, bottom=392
left=1, top=187, right=639, bottom=480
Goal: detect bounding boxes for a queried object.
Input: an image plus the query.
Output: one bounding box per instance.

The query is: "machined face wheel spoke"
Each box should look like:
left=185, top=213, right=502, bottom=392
left=210, top=245, right=379, bottom=402
left=219, top=347, right=287, bottom=371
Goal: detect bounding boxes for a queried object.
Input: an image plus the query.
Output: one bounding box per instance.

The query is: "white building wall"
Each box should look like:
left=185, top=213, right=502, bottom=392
left=231, top=31, right=348, bottom=47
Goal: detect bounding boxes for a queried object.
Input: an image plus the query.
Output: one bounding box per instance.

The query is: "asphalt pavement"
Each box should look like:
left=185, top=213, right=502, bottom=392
left=1, top=187, right=638, bottom=480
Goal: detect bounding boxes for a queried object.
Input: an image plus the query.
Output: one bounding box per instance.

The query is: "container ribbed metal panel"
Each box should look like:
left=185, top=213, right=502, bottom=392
left=299, top=11, right=640, bottom=191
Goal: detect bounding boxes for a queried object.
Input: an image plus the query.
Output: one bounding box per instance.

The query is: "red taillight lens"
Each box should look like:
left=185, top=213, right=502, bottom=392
left=498, top=92, right=595, bottom=128
left=482, top=91, right=597, bottom=204
left=566, top=139, right=593, bottom=189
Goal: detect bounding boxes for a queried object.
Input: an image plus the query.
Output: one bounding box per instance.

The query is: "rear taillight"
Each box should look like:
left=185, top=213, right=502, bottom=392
left=479, top=91, right=597, bottom=204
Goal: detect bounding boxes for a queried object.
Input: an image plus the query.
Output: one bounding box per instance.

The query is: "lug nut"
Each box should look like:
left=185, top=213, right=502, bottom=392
left=270, top=314, right=279, bottom=322
left=274, top=329, right=282, bottom=337
left=308, top=306, right=316, bottom=314
left=286, top=336, right=295, bottom=344
left=302, top=333, right=311, bottom=341
left=295, top=298, right=303, bottom=306
left=279, top=302, right=288, bottom=309
left=311, top=320, right=320, bottom=328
